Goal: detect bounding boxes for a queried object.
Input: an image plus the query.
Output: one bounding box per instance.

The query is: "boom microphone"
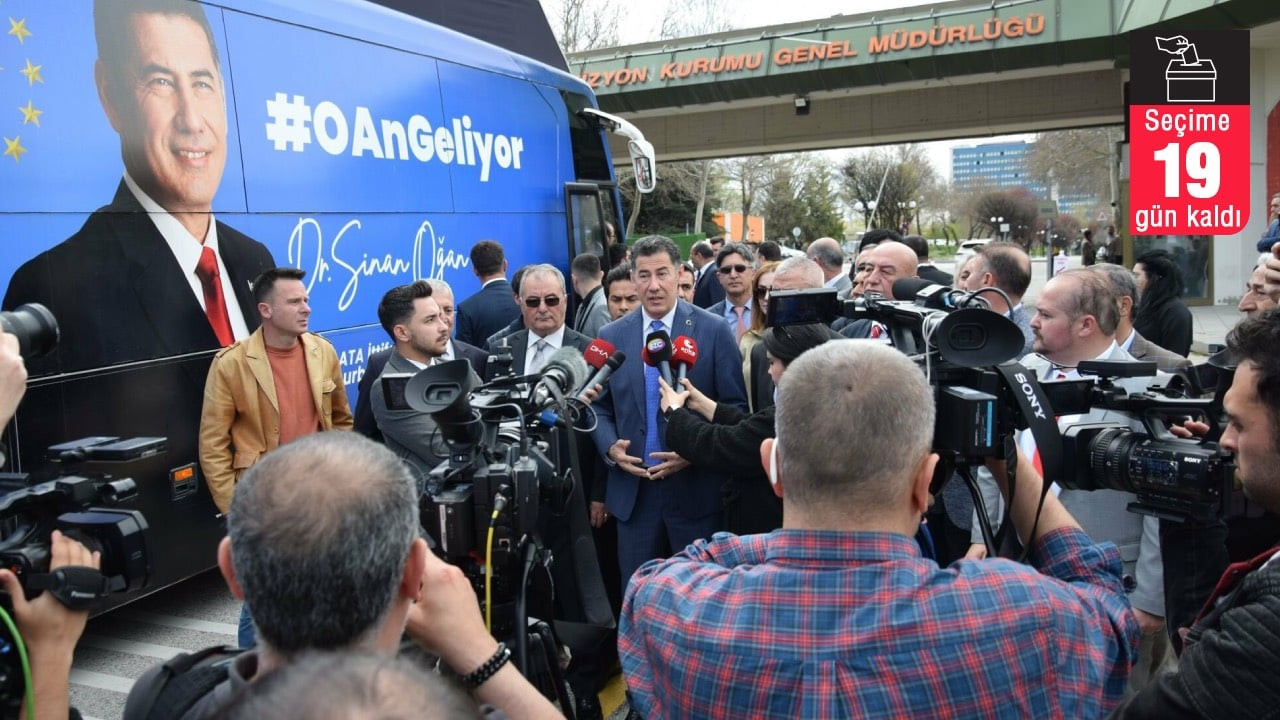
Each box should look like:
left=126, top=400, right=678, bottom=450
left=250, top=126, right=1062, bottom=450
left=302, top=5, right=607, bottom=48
left=577, top=351, right=626, bottom=402
left=643, top=330, right=673, bottom=386
left=530, top=346, right=588, bottom=408
left=670, top=336, right=698, bottom=383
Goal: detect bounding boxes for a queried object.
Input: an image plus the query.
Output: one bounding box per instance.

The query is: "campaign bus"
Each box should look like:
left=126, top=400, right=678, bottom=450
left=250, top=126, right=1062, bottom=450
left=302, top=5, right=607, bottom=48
left=0, top=0, right=651, bottom=607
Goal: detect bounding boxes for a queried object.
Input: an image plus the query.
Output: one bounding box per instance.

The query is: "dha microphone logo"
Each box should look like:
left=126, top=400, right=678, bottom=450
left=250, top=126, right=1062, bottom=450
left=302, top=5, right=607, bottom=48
left=586, top=343, right=610, bottom=364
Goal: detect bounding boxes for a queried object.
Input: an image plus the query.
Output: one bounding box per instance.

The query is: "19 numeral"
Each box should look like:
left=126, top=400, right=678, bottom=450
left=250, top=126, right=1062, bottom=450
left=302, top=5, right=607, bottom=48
left=1153, top=142, right=1220, bottom=199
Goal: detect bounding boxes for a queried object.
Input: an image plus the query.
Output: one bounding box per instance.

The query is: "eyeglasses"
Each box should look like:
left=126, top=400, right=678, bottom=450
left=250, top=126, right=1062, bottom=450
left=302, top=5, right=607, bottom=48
left=718, top=264, right=750, bottom=275
left=523, top=295, right=562, bottom=308
left=755, top=285, right=773, bottom=297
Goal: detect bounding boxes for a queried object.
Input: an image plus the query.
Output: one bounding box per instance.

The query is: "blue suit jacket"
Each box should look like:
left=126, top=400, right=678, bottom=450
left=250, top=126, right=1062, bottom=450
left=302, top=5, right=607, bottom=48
left=455, top=278, right=519, bottom=347
left=590, top=301, right=748, bottom=522
left=692, top=266, right=725, bottom=308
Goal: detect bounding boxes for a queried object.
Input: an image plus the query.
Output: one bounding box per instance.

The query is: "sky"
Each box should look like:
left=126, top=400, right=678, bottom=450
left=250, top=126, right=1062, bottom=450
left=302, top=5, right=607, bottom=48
left=541, top=0, right=1034, bottom=181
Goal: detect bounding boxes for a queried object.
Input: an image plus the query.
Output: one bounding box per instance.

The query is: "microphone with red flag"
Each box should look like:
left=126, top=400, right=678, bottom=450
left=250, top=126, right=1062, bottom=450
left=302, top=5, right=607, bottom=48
left=576, top=338, right=625, bottom=402
left=670, top=335, right=698, bottom=383
left=643, top=330, right=673, bottom=386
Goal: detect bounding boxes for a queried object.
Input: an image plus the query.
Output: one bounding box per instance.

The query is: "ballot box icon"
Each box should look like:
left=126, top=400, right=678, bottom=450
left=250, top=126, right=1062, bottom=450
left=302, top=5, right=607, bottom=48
left=1157, top=35, right=1217, bottom=103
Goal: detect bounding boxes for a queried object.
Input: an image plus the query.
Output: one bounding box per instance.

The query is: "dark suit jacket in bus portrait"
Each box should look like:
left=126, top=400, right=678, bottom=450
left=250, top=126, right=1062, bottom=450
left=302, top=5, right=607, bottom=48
left=3, top=182, right=275, bottom=374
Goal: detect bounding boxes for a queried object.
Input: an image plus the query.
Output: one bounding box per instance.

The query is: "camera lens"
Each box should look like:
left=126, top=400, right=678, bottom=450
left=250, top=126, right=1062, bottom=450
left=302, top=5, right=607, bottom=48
left=0, top=303, right=59, bottom=359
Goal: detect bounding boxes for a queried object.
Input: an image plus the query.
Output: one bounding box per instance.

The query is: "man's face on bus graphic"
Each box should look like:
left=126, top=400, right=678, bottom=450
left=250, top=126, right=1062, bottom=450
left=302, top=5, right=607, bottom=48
left=96, top=10, right=227, bottom=216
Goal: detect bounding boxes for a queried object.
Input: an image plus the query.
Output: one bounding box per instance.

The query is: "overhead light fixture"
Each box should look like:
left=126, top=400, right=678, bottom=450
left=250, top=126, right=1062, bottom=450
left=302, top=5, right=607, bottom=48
left=794, top=95, right=810, bottom=116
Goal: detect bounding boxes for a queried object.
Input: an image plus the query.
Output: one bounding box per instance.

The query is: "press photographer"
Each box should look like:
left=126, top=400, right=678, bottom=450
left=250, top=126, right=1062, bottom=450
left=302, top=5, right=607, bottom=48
left=1112, top=308, right=1280, bottom=718
left=379, top=269, right=615, bottom=719
left=0, top=310, right=154, bottom=720
left=966, top=269, right=1171, bottom=690
left=121, top=432, right=561, bottom=720
left=620, top=340, right=1140, bottom=718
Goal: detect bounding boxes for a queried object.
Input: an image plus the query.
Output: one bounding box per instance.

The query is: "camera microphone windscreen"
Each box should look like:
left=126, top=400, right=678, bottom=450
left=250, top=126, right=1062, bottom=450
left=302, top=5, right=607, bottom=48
left=671, top=336, right=698, bottom=382
left=644, top=330, right=674, bottom=386
left=531, top=346, right=589, bottom=408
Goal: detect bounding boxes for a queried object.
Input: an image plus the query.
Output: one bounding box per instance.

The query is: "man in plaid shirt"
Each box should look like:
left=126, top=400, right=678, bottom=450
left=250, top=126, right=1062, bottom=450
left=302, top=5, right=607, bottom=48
left=620, top=341, right=1140, bottom=719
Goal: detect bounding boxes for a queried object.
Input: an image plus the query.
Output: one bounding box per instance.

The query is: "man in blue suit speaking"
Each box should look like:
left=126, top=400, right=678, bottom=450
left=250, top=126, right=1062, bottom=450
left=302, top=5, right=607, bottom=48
left=591, top=235, right=748, bottom=582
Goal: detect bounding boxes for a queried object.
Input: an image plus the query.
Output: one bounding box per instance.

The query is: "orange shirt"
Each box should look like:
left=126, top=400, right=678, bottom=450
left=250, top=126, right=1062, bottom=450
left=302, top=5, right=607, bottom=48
left=266, top=341, right=320, bottom=445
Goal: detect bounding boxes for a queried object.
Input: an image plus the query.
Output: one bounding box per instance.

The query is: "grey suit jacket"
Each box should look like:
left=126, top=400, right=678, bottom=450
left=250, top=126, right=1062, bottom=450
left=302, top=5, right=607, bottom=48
left=485, top=326, right=593, bottom=380
left=1010, top=305, right=1034, bottom=359
left=574, top=286, right=612, bottom=339
left=1128, top=331, right=1193, bottom=377
left=827, top=274, right=852, bottom=296
left=371, top=350, right=479, bottom=490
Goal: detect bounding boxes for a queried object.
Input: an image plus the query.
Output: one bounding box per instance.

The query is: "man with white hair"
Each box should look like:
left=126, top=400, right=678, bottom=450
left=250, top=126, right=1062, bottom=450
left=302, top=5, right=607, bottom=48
left=620, top=341, right=1139, bottom=718
left=746, top=256, right=823, bottom=412
left=806, top=237, right=851, bottom=295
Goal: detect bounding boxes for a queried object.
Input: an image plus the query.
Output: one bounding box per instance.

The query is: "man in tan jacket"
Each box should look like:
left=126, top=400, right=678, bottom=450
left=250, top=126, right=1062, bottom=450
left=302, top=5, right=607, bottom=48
left=200, top=267, right=351, bottom=646
left=200, top=267, right=352, bottom=515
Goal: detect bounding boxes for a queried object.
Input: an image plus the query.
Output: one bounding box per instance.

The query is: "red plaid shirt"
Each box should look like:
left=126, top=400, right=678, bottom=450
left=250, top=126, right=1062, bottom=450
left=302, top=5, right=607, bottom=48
left=621, top=527, right=1139, bottom=719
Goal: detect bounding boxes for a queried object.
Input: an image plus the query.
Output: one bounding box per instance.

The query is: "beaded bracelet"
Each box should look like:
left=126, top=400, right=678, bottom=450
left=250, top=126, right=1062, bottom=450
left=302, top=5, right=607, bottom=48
left=461, top=642, right=511, bottom=690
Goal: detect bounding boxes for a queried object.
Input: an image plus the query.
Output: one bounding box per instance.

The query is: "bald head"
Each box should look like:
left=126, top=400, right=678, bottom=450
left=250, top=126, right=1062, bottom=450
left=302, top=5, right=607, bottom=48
left=228, top=432, right=418, bottom=656
left=776, top=341, right=934, bottom=523
left=806, top=238, right=845, bottom=282
left=863, top=241, right=919, bottom=299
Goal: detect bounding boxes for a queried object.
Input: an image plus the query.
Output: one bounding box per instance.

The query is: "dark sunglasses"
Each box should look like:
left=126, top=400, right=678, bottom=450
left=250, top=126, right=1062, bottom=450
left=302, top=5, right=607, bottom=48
left=718, top=264, right=750, bottom=275
left=523, top=295, right=562, bottom=308
left=754, top=284, right=773, bottom=297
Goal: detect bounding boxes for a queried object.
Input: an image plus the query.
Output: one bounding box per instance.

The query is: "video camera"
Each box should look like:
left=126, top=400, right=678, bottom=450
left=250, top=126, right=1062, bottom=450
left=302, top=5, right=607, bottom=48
left=380, top=350, right=594, bottom=619
left=768, top=280, right=1052, bottom=494
left=1047, top=360, right=1233, bottom=523
left=382, top=351, right=606, bottom=707
left=0, top=437, right=155, bottom=710
left=769, top=280, right=1233, bottom=532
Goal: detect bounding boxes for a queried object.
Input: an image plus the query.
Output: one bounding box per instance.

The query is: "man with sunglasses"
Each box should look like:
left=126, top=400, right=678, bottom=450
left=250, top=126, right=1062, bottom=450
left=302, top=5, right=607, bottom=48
left=486, top=264, right=592, bottom=379
left=707, top=243, right=757, bottom=346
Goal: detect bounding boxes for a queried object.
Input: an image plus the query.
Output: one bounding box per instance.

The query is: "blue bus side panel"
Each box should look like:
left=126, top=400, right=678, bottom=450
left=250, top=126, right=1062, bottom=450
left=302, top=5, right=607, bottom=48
left=0, top=0, right=583, bottom=599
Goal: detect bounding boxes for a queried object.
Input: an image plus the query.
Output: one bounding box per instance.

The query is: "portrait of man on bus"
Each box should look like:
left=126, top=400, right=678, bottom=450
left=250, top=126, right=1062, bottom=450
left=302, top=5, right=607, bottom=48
left=2, top=0, right=274, bottom=374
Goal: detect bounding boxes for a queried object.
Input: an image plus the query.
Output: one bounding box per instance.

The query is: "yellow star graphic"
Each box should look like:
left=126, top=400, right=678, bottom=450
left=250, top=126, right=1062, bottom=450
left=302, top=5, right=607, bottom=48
left=8, top=17, right=33, bottom=45
left=3, top=136, right=27, bottom=163
left=19, top=100, right=42, bottom=127
left=19, top=58, right=42, bottom=86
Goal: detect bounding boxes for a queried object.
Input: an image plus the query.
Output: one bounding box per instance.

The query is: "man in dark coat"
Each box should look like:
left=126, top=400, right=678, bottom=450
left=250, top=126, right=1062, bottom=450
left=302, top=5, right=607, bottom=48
left=454, top=240, right=519, bottom=346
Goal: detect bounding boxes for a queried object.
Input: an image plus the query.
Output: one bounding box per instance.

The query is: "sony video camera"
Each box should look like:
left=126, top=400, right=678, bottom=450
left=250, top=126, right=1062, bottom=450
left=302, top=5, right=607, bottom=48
left=768, top=280, right=1055, bottom=490
left=1045, top=360, right=1233, bottom=523
left=0, top=437, right=154, bottom=710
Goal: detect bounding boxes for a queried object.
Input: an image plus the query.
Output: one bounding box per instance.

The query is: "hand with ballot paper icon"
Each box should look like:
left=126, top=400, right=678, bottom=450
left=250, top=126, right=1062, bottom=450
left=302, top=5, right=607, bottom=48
left=1156, top=34, right=1217, bottom=102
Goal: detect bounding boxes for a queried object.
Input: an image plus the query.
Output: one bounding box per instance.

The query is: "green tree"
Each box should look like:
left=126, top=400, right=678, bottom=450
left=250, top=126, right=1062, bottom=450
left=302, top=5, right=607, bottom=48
left=973, top=188, right=1040, bottom=246
left=840, top=145, right=938, bottom=231
left=1028, top=126, right=1122, bottom=208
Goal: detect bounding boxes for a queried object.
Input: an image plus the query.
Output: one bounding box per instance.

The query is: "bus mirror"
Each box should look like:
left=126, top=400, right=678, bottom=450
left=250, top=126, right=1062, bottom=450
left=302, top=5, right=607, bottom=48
left=629, top=140, right=656, bottom=194
left=580, top=108, right=658, bottom=194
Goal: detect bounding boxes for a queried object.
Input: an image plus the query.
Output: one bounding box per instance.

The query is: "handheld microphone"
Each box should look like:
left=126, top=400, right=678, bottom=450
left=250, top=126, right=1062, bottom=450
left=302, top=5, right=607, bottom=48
left=643, top=330, right=673, bottom=386
left=530, top=346, right=588, bottom=409
left=670, top=336, right=698, bottom=383
left=577, top=350, right=626, bottom=402
left=582, top=338, right=616, bottom=373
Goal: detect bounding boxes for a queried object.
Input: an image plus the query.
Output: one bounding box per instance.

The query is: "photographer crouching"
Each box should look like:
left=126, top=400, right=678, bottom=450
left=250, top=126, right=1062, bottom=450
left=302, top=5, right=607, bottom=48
left=620, top=341, right=1141, bottom=718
